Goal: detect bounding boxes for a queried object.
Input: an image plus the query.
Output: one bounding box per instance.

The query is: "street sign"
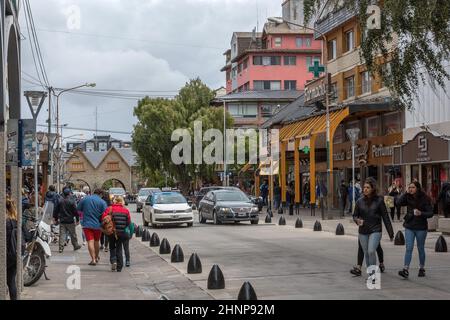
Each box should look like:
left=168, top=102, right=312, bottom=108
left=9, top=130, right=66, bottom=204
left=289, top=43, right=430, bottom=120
left=308, top=60, right=325, bottom=78
left=20, top=119, right=37, bottom=167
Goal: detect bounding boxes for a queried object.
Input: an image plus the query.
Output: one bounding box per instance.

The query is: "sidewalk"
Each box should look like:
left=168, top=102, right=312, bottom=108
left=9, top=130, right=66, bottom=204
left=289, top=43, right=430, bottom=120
left=260, top=206, right=450, bottom=250
left=22, top=231, right=212, bottom=300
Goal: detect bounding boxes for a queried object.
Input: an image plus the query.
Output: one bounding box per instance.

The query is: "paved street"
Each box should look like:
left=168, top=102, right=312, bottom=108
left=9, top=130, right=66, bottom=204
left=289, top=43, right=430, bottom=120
left=23, top=204, right=450, bottom=300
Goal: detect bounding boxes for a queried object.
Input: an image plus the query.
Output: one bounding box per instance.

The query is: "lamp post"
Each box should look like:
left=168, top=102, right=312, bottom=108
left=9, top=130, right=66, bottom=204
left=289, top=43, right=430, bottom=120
left=346, top=128, right=360, bottom=214
left=53, top=83, right=96, bottom=192
left=267, top=17, right=331, bottom=219
left=35, top=132, right=45, bottom=216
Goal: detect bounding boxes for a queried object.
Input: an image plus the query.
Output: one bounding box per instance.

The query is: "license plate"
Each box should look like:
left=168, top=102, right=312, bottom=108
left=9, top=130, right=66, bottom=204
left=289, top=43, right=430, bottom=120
left=238, top=213, right=247, bottom=217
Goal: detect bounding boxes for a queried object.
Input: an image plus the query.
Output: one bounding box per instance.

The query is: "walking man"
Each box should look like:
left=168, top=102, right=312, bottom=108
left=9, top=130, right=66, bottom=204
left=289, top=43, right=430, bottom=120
left=54, top=188, right=82, bottom=253
left=338, top=180, right=348, bottom=217
left=77, top=189, right=107, bottom=265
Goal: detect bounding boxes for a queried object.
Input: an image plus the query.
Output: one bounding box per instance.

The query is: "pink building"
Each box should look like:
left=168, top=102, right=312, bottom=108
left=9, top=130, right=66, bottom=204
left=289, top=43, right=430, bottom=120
left=222, top=22, right=322, bottom=94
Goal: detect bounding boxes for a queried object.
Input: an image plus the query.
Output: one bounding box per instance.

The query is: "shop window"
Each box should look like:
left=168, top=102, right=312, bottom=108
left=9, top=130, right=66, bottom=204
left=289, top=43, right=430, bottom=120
left=328, top=39, right=337, bottom=60
left=334, top=124, right=344, bottom=144
left=366, top=116, right=379, bottom=138
left=383, top=112, right=401, bottom=135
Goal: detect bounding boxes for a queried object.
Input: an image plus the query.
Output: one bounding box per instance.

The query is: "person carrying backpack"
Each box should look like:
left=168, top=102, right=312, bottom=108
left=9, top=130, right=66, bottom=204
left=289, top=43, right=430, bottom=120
left=6, top=198, right=25, bottom=300
left=54, top=188, right=82, bottom=253
left=101, top=196, right=131, bottom=272
left=437, top=182, right=450, bottom=218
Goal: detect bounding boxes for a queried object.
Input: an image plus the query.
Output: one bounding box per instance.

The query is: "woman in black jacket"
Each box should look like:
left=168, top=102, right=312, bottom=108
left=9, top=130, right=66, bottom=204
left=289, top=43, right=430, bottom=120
left=353, top=178, right=394, bottom=274
left=6, top=198, right=24, bottom=300
left=396, top=181, right=433, bottom=278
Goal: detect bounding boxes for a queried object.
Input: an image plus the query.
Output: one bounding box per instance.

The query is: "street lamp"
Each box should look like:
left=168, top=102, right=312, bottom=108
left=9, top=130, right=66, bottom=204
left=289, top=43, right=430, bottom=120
left=346, top=128, right=360, bottom=214
left=53, top=83, right=96, bottom=192
left=268, top=17, right=330, bottom=219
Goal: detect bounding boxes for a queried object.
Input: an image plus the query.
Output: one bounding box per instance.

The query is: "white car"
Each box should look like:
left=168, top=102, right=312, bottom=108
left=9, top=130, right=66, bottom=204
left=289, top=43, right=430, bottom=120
left=142, top=192, right=194, bottom=228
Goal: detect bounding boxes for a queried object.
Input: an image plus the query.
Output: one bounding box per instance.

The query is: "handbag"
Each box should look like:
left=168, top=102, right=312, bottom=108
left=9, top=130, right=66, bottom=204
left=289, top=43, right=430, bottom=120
left=384, top=196, right=395, bottom=209
left=124, top=222, right=135, bottom=239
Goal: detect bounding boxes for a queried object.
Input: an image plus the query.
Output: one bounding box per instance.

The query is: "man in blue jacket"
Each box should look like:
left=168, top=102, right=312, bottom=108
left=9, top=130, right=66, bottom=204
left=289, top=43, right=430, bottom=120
left=77, top=189, right=107, bottom=266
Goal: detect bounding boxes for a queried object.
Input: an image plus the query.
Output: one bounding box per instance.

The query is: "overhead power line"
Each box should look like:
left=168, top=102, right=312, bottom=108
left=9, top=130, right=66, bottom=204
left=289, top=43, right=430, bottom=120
left=37, top=124, right=132, bottom=135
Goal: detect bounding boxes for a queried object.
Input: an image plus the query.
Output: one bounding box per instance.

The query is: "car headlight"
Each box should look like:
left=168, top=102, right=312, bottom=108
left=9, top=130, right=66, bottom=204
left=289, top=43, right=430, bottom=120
left=185, top=208, right=193, bottom=213
left=251, top=207, right=259, bottom=213
left=40, top=231, right=49, bottom=242
left=219, top=207, right=231, bottom=213
left=154, top=209, right=164, bottom=214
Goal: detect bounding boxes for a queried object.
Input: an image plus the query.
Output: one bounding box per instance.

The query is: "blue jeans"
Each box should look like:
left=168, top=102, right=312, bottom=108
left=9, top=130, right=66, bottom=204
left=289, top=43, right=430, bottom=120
left=404, top=228, right=427, bottom=268
left=274, top=196, right=281, bottom=210
left=358, top=232, right=382, bottom=267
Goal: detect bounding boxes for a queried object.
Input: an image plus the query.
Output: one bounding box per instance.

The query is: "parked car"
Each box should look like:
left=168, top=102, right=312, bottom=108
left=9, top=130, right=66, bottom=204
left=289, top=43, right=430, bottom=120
left=142, top=192, right=194, bottom=228
left=198, top=189, right=259, bottom=225
left=108, top=187, right=128, bottom=205
left=136, top=188, right=161, bottom=212
left=194, top=186, right=240, bottom=209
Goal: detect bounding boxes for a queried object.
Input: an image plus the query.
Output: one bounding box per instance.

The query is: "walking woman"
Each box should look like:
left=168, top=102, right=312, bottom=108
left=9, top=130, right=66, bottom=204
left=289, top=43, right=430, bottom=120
left=353, top=178, right=394, bottom=274
left=101, top=196, right=131, bottom=272
left=350, top=242, right=385, bottom=276
left=396, top=181, right=433, bottom=278
left=388, top=181, right=402, bottom=221
left=100, top=191, right=112, bottom=252
left=6, top=198, right=22, bottom=300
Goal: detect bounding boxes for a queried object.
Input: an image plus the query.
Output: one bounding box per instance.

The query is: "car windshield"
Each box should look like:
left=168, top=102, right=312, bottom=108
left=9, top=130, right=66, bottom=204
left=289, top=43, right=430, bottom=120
left=215, top=191, right=250, bottom=202
left=154, top=193, right=186, bottom=204
left=139, top=189, right=156, bottom=196
left=110, top=188, right=125, bottom=195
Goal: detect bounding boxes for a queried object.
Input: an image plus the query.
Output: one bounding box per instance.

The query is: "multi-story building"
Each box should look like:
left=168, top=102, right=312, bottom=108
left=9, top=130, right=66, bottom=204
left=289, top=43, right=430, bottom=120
left=273, top=5, right=403, bottom=209
left=218, top=0, right=322, bottom=128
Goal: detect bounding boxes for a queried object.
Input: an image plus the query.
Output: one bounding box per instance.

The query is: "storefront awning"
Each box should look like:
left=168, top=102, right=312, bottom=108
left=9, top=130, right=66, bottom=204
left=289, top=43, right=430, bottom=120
left=280, top=107, right=349, bottom=141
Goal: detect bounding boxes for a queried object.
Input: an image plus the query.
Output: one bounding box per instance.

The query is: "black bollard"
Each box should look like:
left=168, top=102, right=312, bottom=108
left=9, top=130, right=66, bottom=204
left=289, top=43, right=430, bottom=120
left=336, top=223, right=345, bottom=236
left=394, top=231, right=405, bottom=246
left=136, top=226, right=143, bottom=238
left=265, top=214, right=272, bottom=223
left=143, top=230, right=151, bottom=242
left=160, top=238, right=171, bottom=254
left=150, top=232, right=160, bottom=247
left=435, top=236, right=448, bottom=253
left=171, top=244, right=185, bottom=263
left=313, top=220, right=322, bottom=231
left=237, top=282, right=258, bottom=300
left=289, top=204, right=294, bottom=216
left=207, top=265, right=225, bottom=290
left=278, top=215, right=286, bottom=226
left=278, top=207, right=284, bottom=215
left=187, top=253, right=202, bottom=274
left=295, top=218, right=303, bottom=228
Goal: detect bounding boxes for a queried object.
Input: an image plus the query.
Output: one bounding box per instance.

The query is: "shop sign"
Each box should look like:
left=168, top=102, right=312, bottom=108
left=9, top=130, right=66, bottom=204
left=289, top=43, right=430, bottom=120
left=333, top=141, right=369, bottom=161
left=372, top=144, right=394, bottom=158
left=396, top=131, right=450, bottom=164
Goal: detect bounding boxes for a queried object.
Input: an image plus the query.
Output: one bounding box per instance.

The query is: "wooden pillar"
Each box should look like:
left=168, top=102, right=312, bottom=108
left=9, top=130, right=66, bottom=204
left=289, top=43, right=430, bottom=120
left=294, top=138, right=300, bottom=204
left=309, top=135, right=317, bottom=206
left=280, top=141, right=287, bottom=203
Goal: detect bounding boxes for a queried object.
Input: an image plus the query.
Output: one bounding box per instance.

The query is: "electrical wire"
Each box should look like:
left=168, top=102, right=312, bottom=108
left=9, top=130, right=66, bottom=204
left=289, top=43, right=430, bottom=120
left=37, top=124, right=132, bottom=135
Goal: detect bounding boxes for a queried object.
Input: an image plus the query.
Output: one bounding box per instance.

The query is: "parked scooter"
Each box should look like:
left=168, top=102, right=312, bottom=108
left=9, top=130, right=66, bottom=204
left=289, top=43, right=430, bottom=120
left=23, top=202, right=53, bottom=287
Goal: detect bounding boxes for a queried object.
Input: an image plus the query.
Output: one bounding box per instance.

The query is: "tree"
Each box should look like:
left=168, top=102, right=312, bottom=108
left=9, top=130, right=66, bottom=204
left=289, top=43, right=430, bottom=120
left=132, top=78, right=234, bottom=193
left=304, top=0, right=450, bottom=108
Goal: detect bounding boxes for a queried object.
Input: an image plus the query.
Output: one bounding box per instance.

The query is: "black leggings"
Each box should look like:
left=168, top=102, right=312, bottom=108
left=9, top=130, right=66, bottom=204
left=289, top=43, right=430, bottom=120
left=357, top=241, right=384, bottom=266
left=390, top=206, right=401, bottom=221
left=7, top=262, right=17, bottom=300
left=100, top=233, right=109, bottom=247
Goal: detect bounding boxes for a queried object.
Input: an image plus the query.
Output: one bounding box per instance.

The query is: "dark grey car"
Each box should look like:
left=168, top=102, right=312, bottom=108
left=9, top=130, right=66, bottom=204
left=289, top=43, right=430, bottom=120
left=198, top=190, right=259, bottom=225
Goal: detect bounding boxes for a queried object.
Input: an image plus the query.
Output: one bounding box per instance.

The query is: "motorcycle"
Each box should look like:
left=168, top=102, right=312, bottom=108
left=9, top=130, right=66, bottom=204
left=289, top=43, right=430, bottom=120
left=23, top=202, right=54, bottom=287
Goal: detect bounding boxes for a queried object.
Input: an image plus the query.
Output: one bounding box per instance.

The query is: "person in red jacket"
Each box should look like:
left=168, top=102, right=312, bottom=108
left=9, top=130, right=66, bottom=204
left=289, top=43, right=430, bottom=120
left=101, top=196, right=131, bottom=272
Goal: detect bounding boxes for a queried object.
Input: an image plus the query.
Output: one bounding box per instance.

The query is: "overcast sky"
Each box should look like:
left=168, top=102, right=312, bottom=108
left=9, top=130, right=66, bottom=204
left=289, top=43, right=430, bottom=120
left=20, top=0, right=282, bottom=143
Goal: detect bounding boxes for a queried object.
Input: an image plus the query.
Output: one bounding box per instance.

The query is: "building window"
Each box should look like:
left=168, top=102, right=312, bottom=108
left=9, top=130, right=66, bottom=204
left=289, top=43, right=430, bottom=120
left=305, top=37, right=312, bottom=47
left=284, top=81, right=297, bottom=90
left=383, top=112, right=401, bottom=135
left=366, top=116, right=380, bottom=138
left=274, top=37, right=282, bottom=47
left=238, top=64, right=242, bottom=73
left=70, top=162, right=85, bottom=172
left=253, top=56, right=281, bottom=66
left=254, top=80, right=281, bottom=91
left=345, top=29, right=354, bottom=52
left=296, top=37, right=303, bottom=48
left=228, top=104, right=258, bottom=118
left=253, top=56, right=262, bottom=65
left=328, top=39, right=337, bottom=60
left=261, top=105, right=274, bottom=118
left=111, top=142, right=121, bottom=149
left=86, top=142, right=95, bottom=152
left=106, top=161, right=120, bottom=172
left=345, top=76, right=355, bottom=99
left=284, top=56, right=297, bottom=66
left=306, top=56, right=312, bottom=67
left=99, top=142, right=108, bottom=152
left=361, top=71, right=372, bottom=94
left=243, top=82, right=250, bottom=91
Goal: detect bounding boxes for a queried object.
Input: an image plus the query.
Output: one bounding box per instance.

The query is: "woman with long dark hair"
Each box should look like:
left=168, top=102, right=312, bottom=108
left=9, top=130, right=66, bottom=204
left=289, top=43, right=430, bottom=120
left=353, top=178, right=394, bottom=277
left=396, top=181, right=433, bottom=278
